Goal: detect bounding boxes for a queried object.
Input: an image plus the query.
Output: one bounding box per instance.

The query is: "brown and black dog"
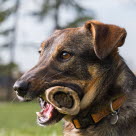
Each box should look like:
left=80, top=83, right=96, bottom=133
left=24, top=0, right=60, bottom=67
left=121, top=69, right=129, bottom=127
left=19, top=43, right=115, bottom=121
left=13, top=20, right=136, bottom=136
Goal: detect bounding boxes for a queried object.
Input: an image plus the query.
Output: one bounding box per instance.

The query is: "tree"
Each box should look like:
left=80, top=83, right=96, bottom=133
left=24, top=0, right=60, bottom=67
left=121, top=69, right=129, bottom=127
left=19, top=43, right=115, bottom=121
left=32, top=0, right=94, bottom=30
left=0, top=0, right=20, bottom=62
left=0, top=0, right=20, bottom=100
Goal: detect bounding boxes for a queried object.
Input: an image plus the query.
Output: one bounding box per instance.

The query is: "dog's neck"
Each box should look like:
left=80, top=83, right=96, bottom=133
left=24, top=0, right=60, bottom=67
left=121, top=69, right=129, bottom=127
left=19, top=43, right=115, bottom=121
left=64, top=57, right=136, bottom=136
left=87, top=57, right=136, bottom=121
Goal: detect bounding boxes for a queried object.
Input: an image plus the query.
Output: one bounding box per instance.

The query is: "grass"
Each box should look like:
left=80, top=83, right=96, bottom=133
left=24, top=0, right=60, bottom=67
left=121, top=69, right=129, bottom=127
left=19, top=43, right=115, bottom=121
left=0, top=102, right=63, bottom=136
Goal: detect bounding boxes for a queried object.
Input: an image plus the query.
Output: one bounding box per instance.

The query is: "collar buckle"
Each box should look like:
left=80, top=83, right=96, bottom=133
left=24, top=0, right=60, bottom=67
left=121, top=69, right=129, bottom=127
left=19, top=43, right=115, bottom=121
left=72, top=113, right=95, bottom=129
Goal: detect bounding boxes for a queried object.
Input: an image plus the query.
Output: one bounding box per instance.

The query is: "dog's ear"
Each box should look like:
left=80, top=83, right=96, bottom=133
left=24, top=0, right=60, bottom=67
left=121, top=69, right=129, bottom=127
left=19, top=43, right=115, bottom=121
left=85, top=20, right=127, bottom=59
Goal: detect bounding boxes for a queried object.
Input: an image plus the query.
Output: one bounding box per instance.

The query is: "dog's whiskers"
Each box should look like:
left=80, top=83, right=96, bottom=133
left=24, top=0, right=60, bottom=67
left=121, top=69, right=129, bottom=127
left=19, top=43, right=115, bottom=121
left=46, top=71, right=63, bottom=81
left=41, top=72, right=48, bottom=80
left=43, top=67, right=81, bottom=84
left=10, top=96, right=17, bottom=103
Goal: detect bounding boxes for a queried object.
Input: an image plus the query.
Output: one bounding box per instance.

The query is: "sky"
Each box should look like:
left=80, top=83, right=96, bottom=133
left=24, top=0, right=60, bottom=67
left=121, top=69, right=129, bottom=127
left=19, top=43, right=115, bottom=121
left=1, top=0, right=136, bottom=72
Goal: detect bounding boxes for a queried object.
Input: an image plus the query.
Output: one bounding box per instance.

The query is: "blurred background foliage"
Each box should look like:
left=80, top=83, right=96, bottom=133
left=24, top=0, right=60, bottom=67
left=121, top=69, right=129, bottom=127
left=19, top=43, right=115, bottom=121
left=31, top=0, right=94, bottom=29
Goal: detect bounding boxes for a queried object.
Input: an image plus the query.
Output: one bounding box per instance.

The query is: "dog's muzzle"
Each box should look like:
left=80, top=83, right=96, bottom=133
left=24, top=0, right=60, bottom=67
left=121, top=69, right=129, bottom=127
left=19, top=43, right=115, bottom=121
left=45, top=86, right=81, bottom=115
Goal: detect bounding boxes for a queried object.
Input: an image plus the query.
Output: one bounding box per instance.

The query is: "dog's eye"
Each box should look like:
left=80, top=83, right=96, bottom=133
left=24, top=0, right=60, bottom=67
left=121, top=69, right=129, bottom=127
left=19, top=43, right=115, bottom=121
left=60, top=51, right=72, bottom=60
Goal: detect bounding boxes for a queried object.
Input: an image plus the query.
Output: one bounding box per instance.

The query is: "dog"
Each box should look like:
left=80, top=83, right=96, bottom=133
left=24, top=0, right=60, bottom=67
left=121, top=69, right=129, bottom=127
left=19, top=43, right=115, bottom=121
left=13, top=20, right=136, bottom=136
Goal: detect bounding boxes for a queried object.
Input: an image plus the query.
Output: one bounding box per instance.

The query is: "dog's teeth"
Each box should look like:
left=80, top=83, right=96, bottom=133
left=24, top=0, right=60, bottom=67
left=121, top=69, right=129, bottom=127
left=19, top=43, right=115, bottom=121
left=36, top=112, right=42, bottom=117
left=48, top=114, right=52, bottom=119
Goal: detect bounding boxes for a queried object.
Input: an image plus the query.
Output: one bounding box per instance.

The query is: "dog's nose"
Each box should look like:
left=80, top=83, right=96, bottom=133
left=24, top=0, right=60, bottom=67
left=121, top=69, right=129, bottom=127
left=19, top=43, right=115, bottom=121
left=13, top=81, right=29, bottom=96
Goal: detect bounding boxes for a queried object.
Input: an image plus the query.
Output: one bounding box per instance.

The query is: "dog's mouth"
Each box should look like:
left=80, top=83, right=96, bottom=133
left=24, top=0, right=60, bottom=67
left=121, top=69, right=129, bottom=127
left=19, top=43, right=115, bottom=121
left=36, top=86, right=81, bottom=126
left=36, top=97, right=64, bottom=126
left=16, top=84, right=82, bottom=126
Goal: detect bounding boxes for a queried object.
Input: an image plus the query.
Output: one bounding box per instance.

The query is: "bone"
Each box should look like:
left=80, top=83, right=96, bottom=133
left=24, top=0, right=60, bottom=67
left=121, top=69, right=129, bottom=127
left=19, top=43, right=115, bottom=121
left=54, top=92, right=73, bottom=108
left=45, top=86, right=80, bottom=115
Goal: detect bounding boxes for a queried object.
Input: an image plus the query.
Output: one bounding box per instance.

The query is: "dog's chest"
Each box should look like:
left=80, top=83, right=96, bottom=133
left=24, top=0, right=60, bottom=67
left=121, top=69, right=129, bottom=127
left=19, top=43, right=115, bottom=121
left=63, top=122, right=96, bottom=136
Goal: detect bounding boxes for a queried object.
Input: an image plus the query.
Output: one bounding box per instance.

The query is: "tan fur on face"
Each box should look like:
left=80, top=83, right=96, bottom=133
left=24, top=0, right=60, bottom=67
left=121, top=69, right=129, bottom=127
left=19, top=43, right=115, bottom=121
left=116, top=70, right=126, bottom=87
left=80, top=65, right=102, bottom=110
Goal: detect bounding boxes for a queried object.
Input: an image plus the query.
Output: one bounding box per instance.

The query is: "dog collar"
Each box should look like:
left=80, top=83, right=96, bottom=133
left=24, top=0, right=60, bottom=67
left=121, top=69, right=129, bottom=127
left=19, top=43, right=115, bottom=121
left=72, top=95, right=126, bottom=129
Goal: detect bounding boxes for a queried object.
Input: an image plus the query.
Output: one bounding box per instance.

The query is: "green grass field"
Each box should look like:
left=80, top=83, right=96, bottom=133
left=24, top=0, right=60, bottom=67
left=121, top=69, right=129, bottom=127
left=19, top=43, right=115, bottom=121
left=0, top=102, right=63, bottom=136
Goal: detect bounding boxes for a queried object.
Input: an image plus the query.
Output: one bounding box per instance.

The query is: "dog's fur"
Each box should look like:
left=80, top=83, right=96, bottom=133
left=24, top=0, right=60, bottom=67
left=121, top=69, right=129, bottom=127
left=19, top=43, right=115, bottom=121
left=14, top=20, right=136, bottom=136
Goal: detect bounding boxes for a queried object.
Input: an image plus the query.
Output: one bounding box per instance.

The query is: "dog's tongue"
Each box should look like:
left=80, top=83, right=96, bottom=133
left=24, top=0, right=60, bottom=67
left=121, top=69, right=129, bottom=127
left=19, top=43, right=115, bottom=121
left=41, top=103, right=54, bottom=118
left=36, top=103, right=55, bottom=122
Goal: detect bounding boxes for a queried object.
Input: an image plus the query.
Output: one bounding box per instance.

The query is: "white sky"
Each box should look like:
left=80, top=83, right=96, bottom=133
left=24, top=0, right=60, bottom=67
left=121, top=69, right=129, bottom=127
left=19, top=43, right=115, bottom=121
left=1, top=0, right=136, bottom=72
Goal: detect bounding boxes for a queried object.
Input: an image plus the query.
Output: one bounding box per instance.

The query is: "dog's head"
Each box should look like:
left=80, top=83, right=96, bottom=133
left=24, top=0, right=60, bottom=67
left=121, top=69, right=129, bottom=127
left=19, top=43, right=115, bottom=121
left=13, top=20, right=127, bottom=126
